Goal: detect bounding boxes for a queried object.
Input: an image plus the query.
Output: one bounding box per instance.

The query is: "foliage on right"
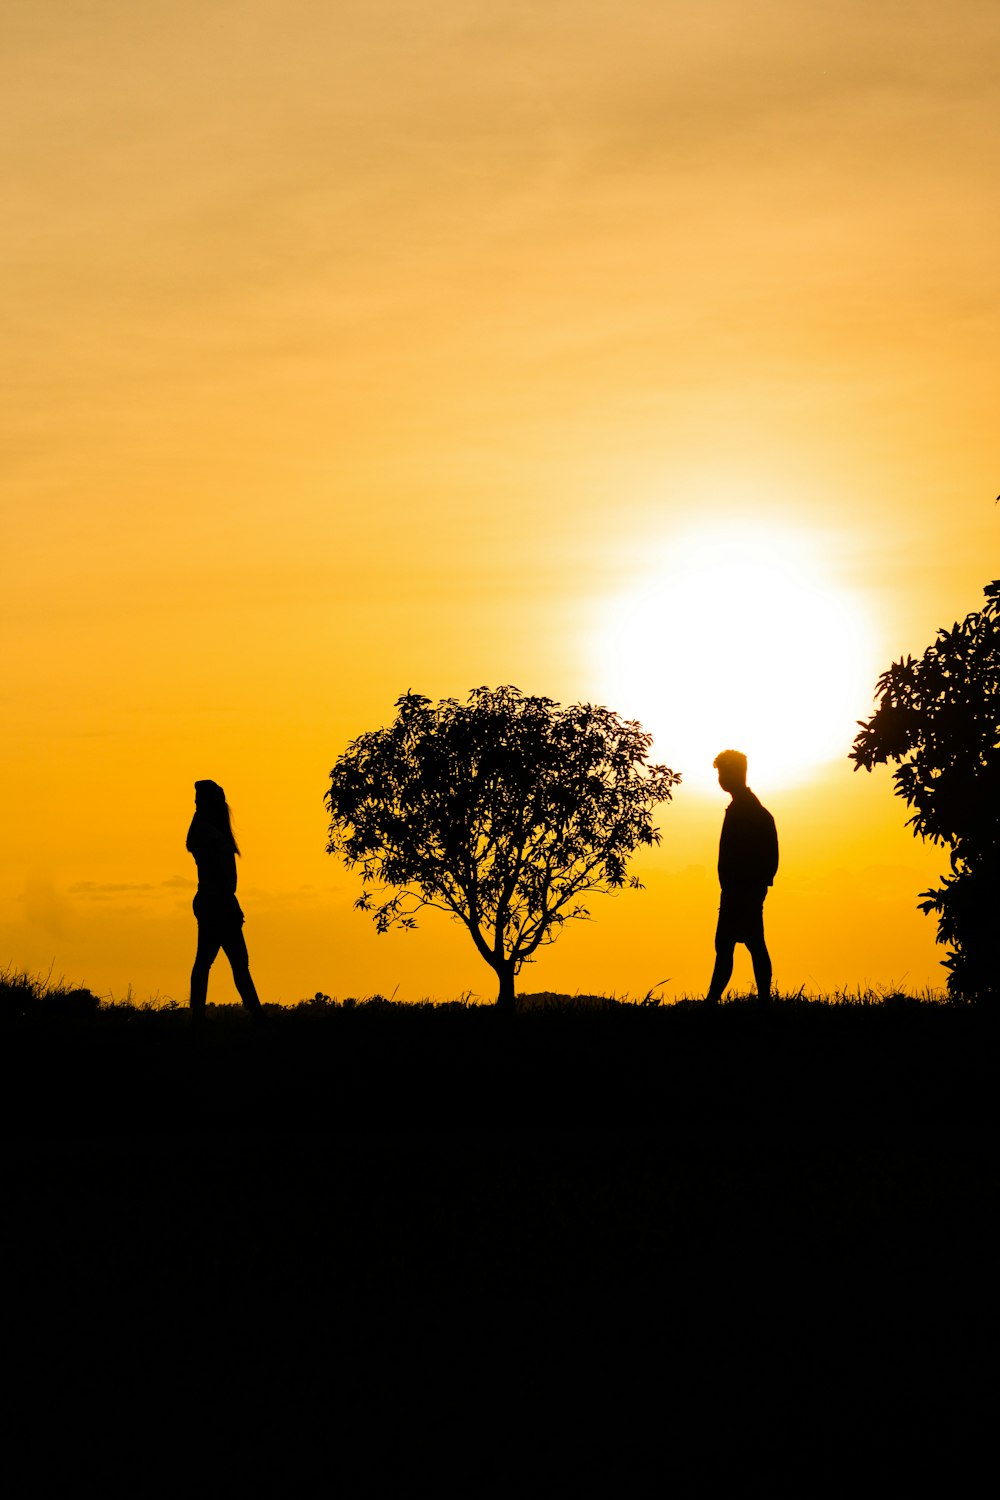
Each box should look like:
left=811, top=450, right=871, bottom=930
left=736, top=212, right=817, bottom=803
left=851, top=580, right=1000, bottom=999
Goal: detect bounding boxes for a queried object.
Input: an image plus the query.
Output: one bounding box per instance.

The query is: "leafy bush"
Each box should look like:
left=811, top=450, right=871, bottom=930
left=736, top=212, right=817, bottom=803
left=851, top=580, right=1000, bottom=998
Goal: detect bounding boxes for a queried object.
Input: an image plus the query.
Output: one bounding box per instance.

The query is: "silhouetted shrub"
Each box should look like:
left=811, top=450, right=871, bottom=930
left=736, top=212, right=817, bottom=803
left=41, top=986, right=101, bottom=1018
left=0, top=967, right=100, bottom=1021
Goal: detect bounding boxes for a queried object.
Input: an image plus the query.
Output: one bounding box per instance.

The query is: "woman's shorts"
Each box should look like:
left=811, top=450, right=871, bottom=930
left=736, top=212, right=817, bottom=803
left=193, top=892, right=245, bottom=929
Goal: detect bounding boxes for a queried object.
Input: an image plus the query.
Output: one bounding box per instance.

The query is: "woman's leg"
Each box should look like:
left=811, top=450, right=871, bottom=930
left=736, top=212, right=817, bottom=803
left=220, top=926, right=262, bottom=1012
left=190, top=924, right=222, bottom=1013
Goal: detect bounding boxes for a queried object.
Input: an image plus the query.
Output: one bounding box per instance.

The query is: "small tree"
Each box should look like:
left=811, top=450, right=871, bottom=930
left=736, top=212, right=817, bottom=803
left=325, top=686, right=680, bottom=1009
left=850, top=580, right=1000, bottom=999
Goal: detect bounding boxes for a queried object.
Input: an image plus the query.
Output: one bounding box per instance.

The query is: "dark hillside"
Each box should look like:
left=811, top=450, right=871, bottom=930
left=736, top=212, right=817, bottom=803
left=4, top=992, right=994, bottom=1489
left=3, top=991, right=994, bottom=1132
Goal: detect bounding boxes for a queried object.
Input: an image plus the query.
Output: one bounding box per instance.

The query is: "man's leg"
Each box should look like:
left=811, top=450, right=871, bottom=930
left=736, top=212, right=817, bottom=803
left=748, top=938, right=772, bottom=1004
left=707, top=937, right=735, bottom=1004
left=747, top=891, right=772, bottom=1004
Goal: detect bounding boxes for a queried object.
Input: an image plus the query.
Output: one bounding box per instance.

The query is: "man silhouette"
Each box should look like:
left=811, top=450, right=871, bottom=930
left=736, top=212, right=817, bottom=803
left=706, top=749, right=778, bottom=1005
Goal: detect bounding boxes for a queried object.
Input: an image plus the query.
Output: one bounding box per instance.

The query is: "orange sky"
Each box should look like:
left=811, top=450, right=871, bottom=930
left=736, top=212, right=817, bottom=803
left=4, top=1, right=998, bottom=1002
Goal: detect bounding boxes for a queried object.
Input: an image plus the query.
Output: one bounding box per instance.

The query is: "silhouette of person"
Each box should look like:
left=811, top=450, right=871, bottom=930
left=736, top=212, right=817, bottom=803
left=706, top=750, right=778, bottom=1005
left=187, top=779, right=262, bottom=1016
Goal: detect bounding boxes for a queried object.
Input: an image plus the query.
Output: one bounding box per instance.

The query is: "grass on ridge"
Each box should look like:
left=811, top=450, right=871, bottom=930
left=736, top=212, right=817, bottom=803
left=0, top=962, right=958, bottom=1019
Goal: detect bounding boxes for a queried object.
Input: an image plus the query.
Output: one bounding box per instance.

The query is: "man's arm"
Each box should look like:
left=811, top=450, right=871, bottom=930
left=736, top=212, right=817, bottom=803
left=765, top=813, right=779, bottom=885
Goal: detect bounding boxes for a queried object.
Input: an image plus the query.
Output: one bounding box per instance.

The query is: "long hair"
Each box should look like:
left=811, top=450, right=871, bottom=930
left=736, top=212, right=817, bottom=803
left=187, top=779, right=240, bottom=855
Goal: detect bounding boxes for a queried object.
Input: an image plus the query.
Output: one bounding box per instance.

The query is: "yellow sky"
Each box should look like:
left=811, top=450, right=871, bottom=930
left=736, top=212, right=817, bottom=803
left=4, top=1, right=998, bottom=1001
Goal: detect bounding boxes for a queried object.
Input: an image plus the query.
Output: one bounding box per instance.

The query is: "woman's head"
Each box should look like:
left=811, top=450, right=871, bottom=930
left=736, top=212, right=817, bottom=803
left=191, top=779, right=240, bottom=853
left=195, top=778, right=226, bottom=807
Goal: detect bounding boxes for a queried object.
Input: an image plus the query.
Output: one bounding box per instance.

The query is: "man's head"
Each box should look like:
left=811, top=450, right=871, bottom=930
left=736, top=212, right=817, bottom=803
left=713, top=749, right=748, bottom=795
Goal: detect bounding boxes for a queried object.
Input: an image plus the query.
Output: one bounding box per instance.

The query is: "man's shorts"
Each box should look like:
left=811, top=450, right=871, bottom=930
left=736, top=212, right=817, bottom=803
left=716, top=884, right=768, bottom=947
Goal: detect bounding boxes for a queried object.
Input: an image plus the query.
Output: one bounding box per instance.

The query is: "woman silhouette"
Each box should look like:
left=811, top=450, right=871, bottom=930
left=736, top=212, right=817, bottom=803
left=187, top=779, right=262, bottom=1015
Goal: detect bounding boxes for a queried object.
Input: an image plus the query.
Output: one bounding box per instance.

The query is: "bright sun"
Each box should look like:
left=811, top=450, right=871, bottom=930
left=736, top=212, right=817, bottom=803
left=592, top=525, right=876, bottom=792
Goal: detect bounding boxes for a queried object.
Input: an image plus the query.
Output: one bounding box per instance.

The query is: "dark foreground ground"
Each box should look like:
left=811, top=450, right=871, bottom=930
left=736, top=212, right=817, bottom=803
left=3, top=996, right=995, bottom=1491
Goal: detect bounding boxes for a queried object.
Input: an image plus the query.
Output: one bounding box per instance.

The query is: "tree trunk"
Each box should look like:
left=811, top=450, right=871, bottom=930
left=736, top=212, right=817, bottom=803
left=495, top=963, right=517, bottom=1012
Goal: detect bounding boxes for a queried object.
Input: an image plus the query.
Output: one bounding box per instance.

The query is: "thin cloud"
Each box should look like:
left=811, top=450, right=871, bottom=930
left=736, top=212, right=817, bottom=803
left=70, top=878, right=194, bottom=898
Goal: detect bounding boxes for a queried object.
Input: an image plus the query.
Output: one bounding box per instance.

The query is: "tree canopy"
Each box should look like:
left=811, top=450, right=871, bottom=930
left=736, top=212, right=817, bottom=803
left=325, top=686, right=680, bottom=1008
left=850, top=580, right=1000, bottom=998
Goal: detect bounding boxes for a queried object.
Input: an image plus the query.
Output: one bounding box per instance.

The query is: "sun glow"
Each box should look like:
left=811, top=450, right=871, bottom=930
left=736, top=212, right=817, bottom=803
left=592, top=525, right=876, bottom=792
